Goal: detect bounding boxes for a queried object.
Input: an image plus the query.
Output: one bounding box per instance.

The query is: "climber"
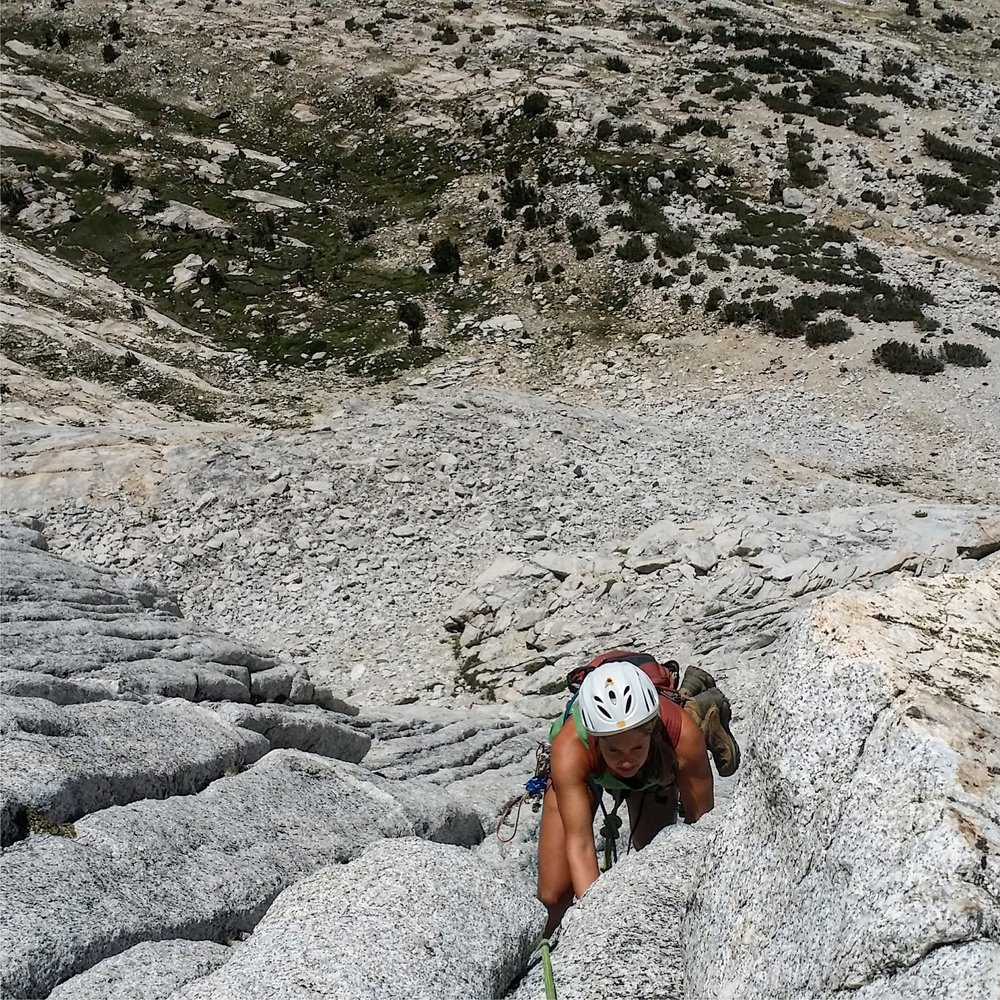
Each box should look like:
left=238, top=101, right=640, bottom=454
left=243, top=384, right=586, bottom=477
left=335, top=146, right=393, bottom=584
left=536, top=653, right=738, bottom=936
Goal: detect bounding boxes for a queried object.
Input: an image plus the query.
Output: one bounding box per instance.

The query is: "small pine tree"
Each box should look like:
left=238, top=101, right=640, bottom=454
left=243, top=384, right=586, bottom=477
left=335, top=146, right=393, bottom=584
left=523, top=92, right=550, bottom=117
left=615, top=235, right=649, bottom=262
left=108, top=161, right=133, bottom=192
left=431, top=237, right=461, bottom=275
left=397, top=300, right=426, bottom=346
left=347, top=216, right=377, bottom=241
left=485, top=226, right=504, bottom=250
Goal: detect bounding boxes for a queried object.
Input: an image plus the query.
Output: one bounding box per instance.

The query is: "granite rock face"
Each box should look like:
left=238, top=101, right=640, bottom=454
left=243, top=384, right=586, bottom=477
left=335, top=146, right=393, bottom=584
left=47, top=940, right=232, bottom=1000
left=0, top=696, right=268, bottom=846
left=510, top=820, right=719, bottom=1000
left=0, top=751, right=484, bottom=998
left=170, top=838, right=545, bottom=1000
left=684, top=564, right=1000, bottom=1000
left=3, top=521, right=997, bottom=1000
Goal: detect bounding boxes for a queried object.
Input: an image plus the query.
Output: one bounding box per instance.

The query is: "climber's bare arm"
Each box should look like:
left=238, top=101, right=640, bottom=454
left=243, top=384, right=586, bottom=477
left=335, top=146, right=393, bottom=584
left=551, top=728, right=601, bottom=898
left=675, top=712, right=714, bottom=823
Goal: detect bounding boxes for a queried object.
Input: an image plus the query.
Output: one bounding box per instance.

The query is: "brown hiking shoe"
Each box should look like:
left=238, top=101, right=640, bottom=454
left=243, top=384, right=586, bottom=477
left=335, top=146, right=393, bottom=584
left=684, top=688, right=740, bottom=777
left=678, top=664, right=717, bottom=699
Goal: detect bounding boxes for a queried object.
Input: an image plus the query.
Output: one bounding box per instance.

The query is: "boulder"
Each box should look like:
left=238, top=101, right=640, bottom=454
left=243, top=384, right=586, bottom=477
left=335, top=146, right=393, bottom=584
left=0, top=697, right=268, bottom=846
left=209, top=703, right=371, bottom=761
left=0, top=751, right=483, bottom=998
left=955, top=515, right=1000, bottom=561
left=170, top=839, right=545, bottom=1000
left=48, top=940, right=232, bottom=1000
left=510, top=820, right=717, bottom=1000
left=684, top=565, right=1000, bottom=998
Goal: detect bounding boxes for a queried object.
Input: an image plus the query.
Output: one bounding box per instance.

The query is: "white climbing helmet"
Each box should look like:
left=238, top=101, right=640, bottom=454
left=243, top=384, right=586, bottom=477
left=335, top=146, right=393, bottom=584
left=578, top=661, right=659, bottom=736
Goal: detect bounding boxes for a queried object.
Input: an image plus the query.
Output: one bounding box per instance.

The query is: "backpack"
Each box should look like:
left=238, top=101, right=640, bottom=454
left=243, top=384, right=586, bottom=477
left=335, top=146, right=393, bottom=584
left=565, top=648, right=680, bottom=699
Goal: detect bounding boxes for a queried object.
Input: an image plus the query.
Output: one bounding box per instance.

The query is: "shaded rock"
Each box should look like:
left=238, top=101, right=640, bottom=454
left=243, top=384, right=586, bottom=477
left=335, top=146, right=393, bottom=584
left=0, top=670, right=110, bottom=705
left=209, top=702, right=371, bottom=762
left=48, top=940, right=232, bottom=1000
left=171, top=838, right=544, bottom=1000
left=955, top=515, right=1000, bottom=561
left=532, top=551, right=588, bottom=580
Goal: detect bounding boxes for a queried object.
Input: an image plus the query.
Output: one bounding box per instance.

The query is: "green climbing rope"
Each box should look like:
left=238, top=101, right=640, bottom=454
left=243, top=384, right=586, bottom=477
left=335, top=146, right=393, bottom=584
left=540, top=938, right=557, bottom=1000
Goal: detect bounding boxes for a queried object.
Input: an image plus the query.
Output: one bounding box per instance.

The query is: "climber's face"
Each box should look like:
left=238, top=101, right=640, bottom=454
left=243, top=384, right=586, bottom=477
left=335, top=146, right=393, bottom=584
left=597, top=730, right=651, bottom=777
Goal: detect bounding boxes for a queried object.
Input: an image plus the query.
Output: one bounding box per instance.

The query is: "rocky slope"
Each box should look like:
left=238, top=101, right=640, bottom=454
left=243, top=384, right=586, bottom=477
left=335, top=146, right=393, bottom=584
left=2, top=0, right=1000, bottom=997
left=2, top=526, right=996, bottom=998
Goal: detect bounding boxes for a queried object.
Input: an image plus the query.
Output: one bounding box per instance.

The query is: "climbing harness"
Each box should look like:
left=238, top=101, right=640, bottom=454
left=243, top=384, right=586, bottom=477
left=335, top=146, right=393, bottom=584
left=596, top=789, right=625, bottom=872
left=495, top=742, right=634, bottom=871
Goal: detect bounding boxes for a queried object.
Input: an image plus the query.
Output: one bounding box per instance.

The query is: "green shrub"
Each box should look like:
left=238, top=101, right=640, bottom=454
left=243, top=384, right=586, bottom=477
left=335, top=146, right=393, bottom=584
left=656, top=227, right=696, bottom=257
left=972, top=322, right=1000, bottom=339
left=432, top=23, right=459, bottom=44
left=606, top=55, right=631, bottom=73
left=705, top=287, right=725, bottom=312
left=860, top=189, right=887, bottom=211
left=572, top=225, right=600, bottom=260
left=658, top=24, right=683, bottom=42
left=872, top=339, right=945, bottom=375
left=536, top=119, right=558, bottom=140
left=485, top=226, right=504, bottom=249
left=503, top=178, right=540, bottom=211
left=397, top=300, right=426, bottom=333
left=918, top=173, right=993, bottom=215
left=786, top=131, right=827, bottom=189
left=933, top=13, right=972, bottom=32
left=616, top=235, right=649, bottom=262
left=596, top=119, right=614, bottom=140
left=523, top=92, right=550, bottom=117
left=431, top=237, right=461, bottom=274
left=805, top=318, right=853, bottom=346
left=922, top=134, right=1000, bottom=186
left=854, top=246, right=883, bottom=274
left=102, top=43, right=119, bottom=63
left=0, top=179, right=28, bottom=215
left=679, top=293, right=694, bottom=313
left=618, top=123, right=653, bottom=144
left=939, top=341, right=990, bottom=367
left=347, top=215, right=377, bottom=241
